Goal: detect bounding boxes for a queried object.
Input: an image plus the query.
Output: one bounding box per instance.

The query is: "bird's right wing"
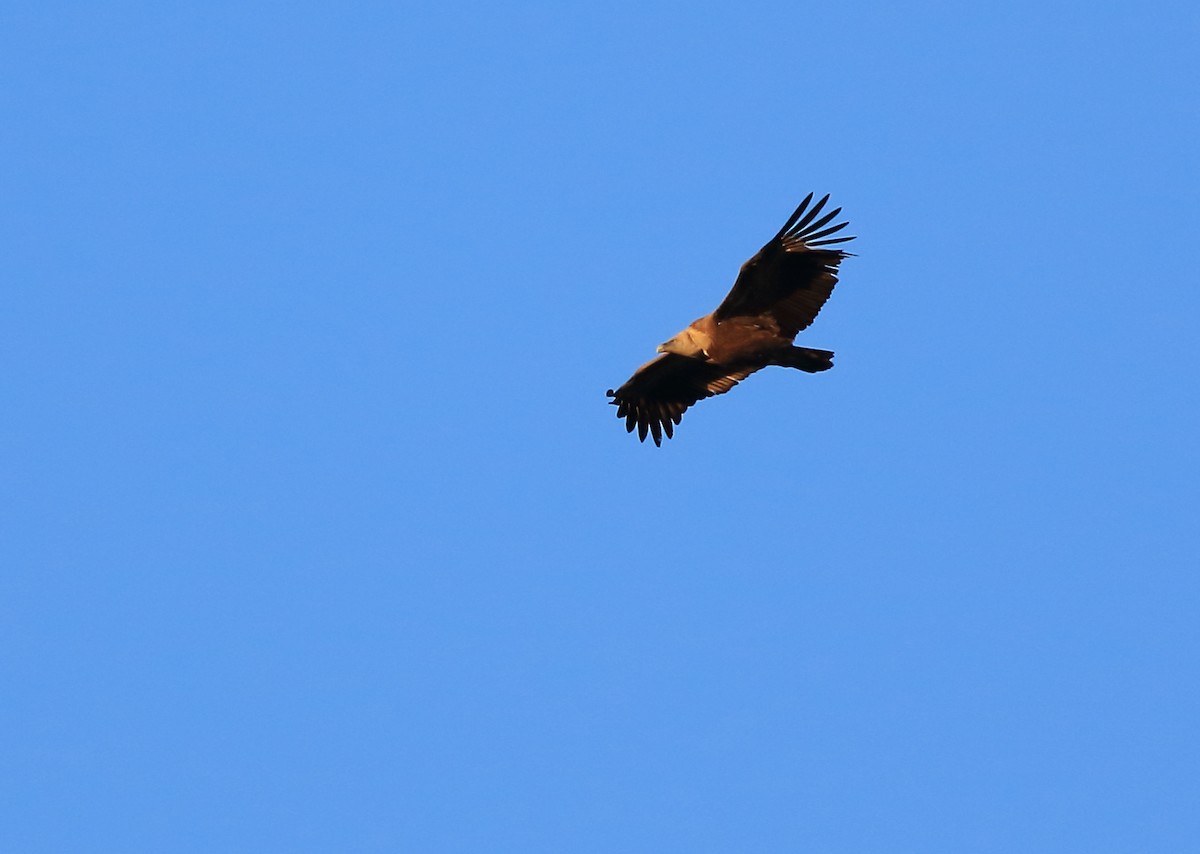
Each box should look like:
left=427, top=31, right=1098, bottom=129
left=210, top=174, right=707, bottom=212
left=606, top=354, right=759, bottom=445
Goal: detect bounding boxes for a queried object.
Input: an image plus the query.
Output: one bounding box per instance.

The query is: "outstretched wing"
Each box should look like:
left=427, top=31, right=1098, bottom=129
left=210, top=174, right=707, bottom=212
left=713, top=193, right=854, bottom=338
left=606, top=354, right=760, bottom=446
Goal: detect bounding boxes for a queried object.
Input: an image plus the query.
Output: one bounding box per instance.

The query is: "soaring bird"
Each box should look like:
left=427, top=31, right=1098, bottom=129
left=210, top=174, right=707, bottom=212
left=606, top=193, right=853, bottom=445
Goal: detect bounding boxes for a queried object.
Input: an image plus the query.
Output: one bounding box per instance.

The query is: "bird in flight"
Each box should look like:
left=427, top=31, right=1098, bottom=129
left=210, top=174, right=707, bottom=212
left=606, top=193, right=854, bottom=445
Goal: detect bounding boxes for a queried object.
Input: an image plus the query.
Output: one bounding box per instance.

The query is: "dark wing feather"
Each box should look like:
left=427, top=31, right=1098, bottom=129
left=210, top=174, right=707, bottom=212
left=606, top=354, right=759, bottom=446
left=713, top=194, right=855, bottom=338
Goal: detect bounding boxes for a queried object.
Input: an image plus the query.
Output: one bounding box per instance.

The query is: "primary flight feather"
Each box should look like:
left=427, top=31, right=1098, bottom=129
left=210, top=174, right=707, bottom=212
left=606, top=193, right=854, bottom=445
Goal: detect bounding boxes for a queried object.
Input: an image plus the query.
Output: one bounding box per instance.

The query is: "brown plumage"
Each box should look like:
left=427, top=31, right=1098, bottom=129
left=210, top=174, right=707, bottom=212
left=606, top=193, right=854, bottom=445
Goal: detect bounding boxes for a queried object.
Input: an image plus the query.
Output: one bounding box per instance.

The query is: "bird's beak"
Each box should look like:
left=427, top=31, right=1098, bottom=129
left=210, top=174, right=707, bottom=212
left=656, top=343, right=667, bottom=353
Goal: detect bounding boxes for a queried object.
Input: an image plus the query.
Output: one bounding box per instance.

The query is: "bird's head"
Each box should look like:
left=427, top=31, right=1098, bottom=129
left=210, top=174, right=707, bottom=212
left=657, top=324, right=711, bottom=359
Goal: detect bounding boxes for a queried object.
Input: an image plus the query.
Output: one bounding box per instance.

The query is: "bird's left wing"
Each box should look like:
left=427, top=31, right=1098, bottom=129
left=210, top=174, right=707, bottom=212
left=713, top=193, right=854, bottom=338
left=606, top=354, right=758, bottom=445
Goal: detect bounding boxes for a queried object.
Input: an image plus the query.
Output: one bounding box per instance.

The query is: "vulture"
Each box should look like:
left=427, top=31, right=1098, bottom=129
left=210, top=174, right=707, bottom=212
left=606, top=193, right=854, bottom=445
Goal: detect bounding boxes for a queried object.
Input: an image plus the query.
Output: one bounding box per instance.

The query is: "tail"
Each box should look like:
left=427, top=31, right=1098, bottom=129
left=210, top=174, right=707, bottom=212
left=777, top=346, right=834, bottom=373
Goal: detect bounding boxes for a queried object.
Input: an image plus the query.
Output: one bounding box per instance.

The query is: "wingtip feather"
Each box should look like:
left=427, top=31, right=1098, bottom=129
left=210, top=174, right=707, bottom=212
left=773, top=191, right=815, bottom=240
left=789, top=193, right=830, bottom=235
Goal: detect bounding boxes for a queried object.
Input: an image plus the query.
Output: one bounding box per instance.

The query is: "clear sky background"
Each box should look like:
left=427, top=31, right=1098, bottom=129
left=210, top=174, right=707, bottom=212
left=3, top=2, right=1198, bottom=851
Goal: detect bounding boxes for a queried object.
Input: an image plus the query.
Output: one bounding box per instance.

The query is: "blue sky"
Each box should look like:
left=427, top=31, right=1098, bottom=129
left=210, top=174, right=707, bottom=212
left=3, top=1, right=1198, bottom=851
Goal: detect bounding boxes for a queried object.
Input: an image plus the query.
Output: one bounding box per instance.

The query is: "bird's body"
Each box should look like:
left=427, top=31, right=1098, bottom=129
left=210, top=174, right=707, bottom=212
left=607, top=193, right=853, bottom=445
